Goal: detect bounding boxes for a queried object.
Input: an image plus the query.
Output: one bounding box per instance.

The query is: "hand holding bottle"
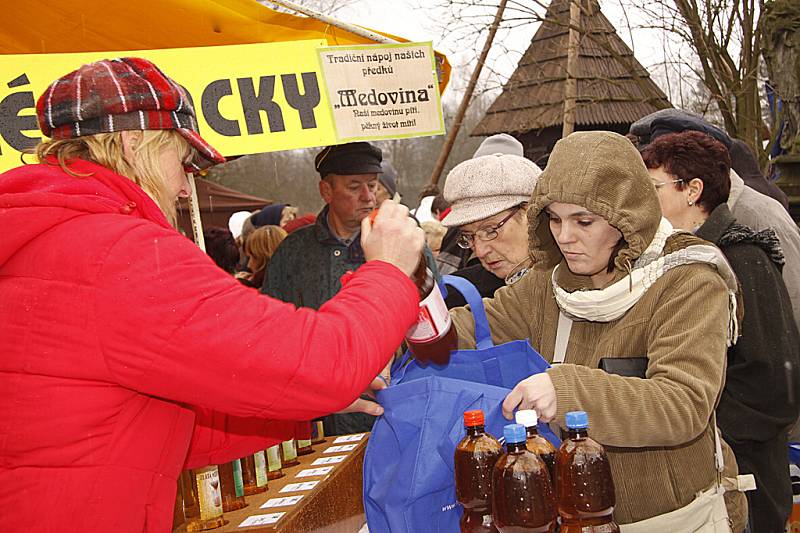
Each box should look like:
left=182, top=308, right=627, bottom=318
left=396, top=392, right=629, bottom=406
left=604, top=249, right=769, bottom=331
left=361, top=200, right=424, bottom=277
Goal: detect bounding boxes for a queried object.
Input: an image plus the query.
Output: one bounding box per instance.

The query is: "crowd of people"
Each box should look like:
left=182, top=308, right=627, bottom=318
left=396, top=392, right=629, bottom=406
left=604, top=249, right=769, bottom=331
left=1, top=55, right=799, bottom=532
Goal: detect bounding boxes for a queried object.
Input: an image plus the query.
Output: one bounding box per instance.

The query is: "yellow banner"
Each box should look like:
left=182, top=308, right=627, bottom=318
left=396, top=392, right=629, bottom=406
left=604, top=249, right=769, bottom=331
left=0, top=40, right=337, bottom=173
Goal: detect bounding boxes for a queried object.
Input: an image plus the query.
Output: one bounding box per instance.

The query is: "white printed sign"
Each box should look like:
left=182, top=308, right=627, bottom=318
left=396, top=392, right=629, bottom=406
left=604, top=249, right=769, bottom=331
left=324, top=444, right=358, bottom=453
left=296, top=466, right=334, bottom=478
left=260, top=495, right=304, bottom=509
left=238, top=513, right=285, bottom=527
left=333, top=433, right=366, bottom=444
left=280, top=481, right=319, bottom=493
left=317, top=42, right=444, bottom=142
left=312, top=455, right=347, bottom=466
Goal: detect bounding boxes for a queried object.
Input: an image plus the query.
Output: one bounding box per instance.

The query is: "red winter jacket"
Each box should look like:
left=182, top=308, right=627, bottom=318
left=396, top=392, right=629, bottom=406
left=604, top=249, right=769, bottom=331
left=0, top=160, right=419, bottom=532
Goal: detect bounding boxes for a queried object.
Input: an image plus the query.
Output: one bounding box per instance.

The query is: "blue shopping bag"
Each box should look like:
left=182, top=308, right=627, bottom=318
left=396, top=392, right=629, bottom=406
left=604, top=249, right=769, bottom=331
left=392, top=276, right=551, bottom=388
left=364, top=276, right=559, bottom=532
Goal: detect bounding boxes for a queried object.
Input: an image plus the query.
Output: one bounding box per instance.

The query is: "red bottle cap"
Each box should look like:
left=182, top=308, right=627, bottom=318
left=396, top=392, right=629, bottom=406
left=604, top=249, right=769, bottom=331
left=463, top=410, right=484, bottom=427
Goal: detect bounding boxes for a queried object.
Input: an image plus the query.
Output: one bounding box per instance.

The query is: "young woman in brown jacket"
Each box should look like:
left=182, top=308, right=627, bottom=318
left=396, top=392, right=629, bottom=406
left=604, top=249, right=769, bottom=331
left=450, top=131, right=749, bottom=529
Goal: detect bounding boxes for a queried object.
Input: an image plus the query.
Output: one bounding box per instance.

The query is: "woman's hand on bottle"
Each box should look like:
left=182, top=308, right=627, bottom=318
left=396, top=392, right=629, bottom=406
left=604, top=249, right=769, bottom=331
left=502, top=373, right=557, bottom=421
left=362, top=200, right=424, bottom=277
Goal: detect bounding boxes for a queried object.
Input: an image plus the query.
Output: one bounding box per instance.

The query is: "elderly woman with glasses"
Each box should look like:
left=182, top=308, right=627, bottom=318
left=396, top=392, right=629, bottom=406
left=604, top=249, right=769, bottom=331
left=642, top=130, right=800, bottom=532
left=441, top=134, right=542, bottom=307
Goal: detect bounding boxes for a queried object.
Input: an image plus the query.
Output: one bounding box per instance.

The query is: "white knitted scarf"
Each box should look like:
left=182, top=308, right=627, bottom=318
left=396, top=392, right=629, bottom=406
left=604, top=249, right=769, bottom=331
left=552, top=218, right=740, bottom=346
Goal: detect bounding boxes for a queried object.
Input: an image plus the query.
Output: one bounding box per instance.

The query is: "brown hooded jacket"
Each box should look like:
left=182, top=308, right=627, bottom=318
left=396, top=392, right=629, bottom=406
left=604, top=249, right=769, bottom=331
left=450, top=131, right=747, bottom=527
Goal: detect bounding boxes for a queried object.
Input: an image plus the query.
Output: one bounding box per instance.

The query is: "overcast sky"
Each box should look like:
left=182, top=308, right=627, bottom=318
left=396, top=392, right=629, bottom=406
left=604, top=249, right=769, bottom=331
left=322, top=0, right=669, bottom=99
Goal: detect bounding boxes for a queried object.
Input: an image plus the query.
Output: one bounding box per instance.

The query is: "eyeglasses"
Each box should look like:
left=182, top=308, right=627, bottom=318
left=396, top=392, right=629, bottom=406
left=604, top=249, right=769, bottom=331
left=652, top=178, right=683, bottom=189
left=457, top=206, right=522, bottom=249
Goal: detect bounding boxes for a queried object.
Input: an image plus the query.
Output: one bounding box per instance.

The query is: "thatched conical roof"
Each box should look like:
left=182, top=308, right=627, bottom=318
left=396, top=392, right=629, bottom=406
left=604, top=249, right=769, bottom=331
left=473, top=0, right=671, bottom=136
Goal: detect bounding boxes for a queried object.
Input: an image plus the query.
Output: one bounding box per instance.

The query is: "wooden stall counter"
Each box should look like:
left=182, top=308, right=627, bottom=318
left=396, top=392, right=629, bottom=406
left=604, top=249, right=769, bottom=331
left=176, top=434, right=369, bottom=533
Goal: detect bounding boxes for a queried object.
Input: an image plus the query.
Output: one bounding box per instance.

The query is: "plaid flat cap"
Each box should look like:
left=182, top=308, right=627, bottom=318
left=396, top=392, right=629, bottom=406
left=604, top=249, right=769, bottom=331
left=36, top=57, right=224, bottom=171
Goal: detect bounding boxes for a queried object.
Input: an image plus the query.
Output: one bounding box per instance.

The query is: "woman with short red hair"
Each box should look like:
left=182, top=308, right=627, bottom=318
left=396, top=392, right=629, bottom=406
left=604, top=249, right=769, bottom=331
left=643, top=130, right=800, bottom=532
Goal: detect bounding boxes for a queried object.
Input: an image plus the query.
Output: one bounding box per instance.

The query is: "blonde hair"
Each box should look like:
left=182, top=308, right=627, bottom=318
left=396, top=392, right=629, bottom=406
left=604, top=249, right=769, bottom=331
left=245, top=225, right=287, bottom=273
left=36, top=130, right=194, bottom=225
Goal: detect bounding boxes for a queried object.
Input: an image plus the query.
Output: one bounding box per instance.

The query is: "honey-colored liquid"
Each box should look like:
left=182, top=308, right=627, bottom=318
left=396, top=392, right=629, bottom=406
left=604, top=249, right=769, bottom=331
left=173, top=474, right=185, bottom=529
left=280, top=439, right=300, bottom=467
left=218, top=460, right=247, bottom=512
left=240, top=454, right=268, bottom=495
left=556, top=429, right=619, bottom=533
left=266, top=444, right=285, bottom=480
left=492, top=442, right=556, bottom=533
left=185, top=466, right=226, bottom=532
left=524, top=428, right=556, bottom=488
left=408, top=324, right=458, bottom=366
left=406, top=260, right=458, bottom=366
left=454, top=426, right=503, bottom=532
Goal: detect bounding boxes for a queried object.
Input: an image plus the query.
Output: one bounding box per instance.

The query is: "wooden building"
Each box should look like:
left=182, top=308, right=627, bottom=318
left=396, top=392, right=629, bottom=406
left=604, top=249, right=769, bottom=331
left=473, top=0, right=671, bottom=165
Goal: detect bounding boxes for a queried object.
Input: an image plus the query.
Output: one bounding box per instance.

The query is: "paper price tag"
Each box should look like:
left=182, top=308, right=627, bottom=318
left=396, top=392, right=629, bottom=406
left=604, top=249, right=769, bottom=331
left=333, top=433, right=366, bottom=443
left=260, top=495, right=304, bottom=509
left=280, top=481, right=319, bottom=493
left=312, top=455, right=346, bottom=465
left=324, top=444, right=358, bottom=453
left=296, top=466, right=333, bottom=478
left=239, top=513, right=285, bottom=527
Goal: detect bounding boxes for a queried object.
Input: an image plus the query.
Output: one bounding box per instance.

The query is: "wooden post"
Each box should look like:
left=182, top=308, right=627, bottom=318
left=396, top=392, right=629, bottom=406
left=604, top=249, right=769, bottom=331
left=188, top=175, right=206, bottom=252
left=428, top=0, right=508, bottom=187
left=562, top=0, right=582, bottom=137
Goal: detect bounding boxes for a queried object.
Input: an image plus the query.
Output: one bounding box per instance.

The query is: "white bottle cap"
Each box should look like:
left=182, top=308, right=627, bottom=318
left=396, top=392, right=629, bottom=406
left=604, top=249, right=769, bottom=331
left=515, top=409, right=538, bottom=428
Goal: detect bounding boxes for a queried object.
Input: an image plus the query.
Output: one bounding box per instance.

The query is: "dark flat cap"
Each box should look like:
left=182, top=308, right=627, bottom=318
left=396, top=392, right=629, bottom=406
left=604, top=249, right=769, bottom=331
left=315, top=142, right=383, bottom=177
left=647, top=113, right=732, bottom=149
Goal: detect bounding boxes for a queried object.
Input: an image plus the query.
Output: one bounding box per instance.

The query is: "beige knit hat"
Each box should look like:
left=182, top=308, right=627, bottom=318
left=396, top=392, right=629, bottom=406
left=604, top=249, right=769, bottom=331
left=442, top=152, right=542, bottom=227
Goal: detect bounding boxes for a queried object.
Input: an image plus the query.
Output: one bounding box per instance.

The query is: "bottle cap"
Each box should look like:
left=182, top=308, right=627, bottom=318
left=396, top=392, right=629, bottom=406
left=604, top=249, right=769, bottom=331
left=463, top=410, right=484, bottom=427
left=514, top=409, right=538, bottom=428
left=503, top=423, right=527, bottom=444
left=565, top=411, right=589, bottom=429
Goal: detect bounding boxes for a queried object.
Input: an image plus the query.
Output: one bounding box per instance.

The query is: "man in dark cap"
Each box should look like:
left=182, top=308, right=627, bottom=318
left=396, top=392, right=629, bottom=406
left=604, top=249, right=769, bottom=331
left=262, top=142, right=382, bottom=309
left=261, top=142, right=384, bottom=435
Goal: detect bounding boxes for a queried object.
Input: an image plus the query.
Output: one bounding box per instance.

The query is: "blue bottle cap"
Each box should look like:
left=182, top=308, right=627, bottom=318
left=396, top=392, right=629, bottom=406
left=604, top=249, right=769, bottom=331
left=503, top=423, right=527, bottom=444
left=565, top=411, right=589, bottom=429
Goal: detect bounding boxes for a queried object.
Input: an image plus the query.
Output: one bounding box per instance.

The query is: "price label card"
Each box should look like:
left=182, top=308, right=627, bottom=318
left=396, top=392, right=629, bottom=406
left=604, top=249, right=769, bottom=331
left=312, top=455, right=347, bottom=465
left=238, top=513, right=285, bottom=527
left=296, top=466, right=334, bottom=478
left=333, top=433, right=366, bottom=443
left=260, top=495, right=304, bottom=509
left=280, top=481, right=319, bottom=493
left=324, top=444, right=358, bottom=453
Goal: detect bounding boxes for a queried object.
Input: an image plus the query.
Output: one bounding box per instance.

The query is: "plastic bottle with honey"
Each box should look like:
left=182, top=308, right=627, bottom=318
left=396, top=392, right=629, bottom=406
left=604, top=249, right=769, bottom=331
left=454, top=409, right=503, bottom=532
left=492, top=424, right=556, bottom=532
left=368, top=208, right=457, bottom=366
left=515, top=409, right=557, bottom=487
left=556, top=411, right=619, bottom=533
left=218, top=459, right=248, bottom=512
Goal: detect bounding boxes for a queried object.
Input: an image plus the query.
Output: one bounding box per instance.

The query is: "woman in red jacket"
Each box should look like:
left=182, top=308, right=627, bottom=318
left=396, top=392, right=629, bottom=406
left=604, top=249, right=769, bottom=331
left=0, top=57, right=423, bottom=532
